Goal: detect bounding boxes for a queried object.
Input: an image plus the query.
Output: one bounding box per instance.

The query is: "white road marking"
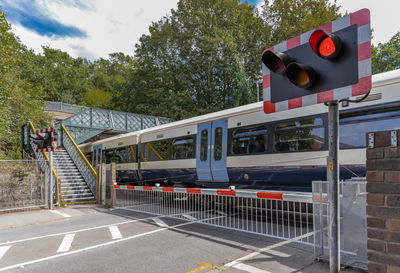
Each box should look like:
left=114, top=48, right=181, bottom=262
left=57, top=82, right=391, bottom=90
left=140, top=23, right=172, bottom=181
left=153, top=218, right=168, bottom=227
left=0, top=215, right=223, bottom=272
left=0, top=246, right=11, bottom=260
left=225, top=231, right=315, bottom=269
left=0, top=215, right=164, bottom=246
left=108, top=226, right=123, bottom=239
left=182, top=214, right=197, bottom=221
left=57, top=234, right=75, bottom=253
left=233, top=263, right=271, bottom=273
left=50, top=210, right=71, bottom=218
left=216, top=210, right=227, bottom=216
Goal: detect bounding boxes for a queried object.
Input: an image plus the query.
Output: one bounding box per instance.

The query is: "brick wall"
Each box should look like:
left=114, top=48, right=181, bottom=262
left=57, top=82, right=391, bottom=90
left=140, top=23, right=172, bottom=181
left=366, top=130, right=400, bottom=273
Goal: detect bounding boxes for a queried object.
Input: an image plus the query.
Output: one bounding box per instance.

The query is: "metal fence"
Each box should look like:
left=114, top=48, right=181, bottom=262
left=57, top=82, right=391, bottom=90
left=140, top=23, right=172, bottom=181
left=0, top=160, right=47, bottom=212
left=114, top=186, right=315, bottom=245
left=313, top=179, right=367, bottom=270
left=44, top=101, right=84, bottom=114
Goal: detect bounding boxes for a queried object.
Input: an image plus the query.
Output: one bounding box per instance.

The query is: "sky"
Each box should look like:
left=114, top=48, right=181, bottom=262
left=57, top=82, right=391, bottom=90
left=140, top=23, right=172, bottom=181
left=0, top=0, right=399, bottom=61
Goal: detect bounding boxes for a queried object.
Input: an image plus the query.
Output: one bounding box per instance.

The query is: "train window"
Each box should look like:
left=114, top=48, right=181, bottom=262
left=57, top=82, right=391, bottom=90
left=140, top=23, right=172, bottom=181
left=340, top=110, right=400, bottom=148
left=275, top=117, right=324, bottom=152
left=102, top=149, right=114, bottom=164
left=200, top=130, right=208, bottom=161
left=232, top=126, right=268, bottom=155
left=142, top=140, right=170, bottom=161
left=172, top=137, right=195, bottom=160
left=85, top=153, right=92, bottom=165
left=114, top=146, right=135, bottom=163
left=214, top=127, right=223, bottom=161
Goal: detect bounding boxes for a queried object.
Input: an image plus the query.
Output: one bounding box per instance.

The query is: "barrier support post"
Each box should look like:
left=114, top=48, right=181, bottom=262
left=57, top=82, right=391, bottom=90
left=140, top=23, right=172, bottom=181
left=110, top=162, right=116, bottom=207
left=101, top=163, right=106, bottom=205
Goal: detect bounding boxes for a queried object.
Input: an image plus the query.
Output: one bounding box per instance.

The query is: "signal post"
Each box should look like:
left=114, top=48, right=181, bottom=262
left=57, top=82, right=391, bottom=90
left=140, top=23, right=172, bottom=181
left=31, top=126, right=58, bottom=208
left=261, top=9, right=371, bottom=272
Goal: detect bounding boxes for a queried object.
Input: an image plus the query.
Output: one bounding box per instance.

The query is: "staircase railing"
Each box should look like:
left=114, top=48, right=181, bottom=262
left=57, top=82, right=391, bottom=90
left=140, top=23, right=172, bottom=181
left=28, top=122, right=62, bottom=206
left=61, top=125, right=97, bottom=196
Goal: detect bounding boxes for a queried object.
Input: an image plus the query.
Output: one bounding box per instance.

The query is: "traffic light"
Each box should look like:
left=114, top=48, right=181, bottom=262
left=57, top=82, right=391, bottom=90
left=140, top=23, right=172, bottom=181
left=262, top=9, right=371, bottom=113
left=30, top=132, right=53, bottom=150
left=30, top=133, right=46, bottom=149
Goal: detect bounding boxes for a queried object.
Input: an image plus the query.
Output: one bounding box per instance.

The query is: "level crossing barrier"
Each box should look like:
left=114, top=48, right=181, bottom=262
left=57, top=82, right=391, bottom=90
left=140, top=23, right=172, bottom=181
left=114, top=185, right=315, bottom=245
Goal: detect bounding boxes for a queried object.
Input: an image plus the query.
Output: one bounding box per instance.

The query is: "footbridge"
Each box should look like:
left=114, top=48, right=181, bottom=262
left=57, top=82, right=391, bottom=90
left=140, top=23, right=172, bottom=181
left=21, top=104, right=171, bottom=205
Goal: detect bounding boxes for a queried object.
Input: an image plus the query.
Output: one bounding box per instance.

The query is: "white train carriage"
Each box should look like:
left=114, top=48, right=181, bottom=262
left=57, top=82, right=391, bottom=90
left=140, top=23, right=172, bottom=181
left=82, top=69, right=400, bottom=191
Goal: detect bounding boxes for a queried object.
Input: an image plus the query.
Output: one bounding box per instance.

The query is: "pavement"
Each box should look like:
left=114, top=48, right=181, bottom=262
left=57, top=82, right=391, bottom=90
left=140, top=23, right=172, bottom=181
left=0, top=205, right=365, bottom=273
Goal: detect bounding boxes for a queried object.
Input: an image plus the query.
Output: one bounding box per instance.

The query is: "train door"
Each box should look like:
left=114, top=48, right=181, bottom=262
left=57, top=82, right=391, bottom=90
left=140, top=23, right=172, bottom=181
left=196, top=119, right=229, bottom=182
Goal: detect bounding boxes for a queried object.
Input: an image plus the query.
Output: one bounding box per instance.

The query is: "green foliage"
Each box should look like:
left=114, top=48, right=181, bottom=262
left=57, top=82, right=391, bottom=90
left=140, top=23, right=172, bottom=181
left=0, top=1, right=346, bottom=157
left=83, top=89, right=113, bottom=109
left=0, top=8, right=52, bottom=159
left=120, top=0, right=267, bottom=120
left=372, top=32, right=400, bottom=74
left=262, top=0, right=341, bottom=45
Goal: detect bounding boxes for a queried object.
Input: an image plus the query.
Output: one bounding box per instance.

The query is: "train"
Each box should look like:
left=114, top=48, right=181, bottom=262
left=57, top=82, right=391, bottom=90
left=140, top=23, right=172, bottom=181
left=79, top=69, right=400, bottom=192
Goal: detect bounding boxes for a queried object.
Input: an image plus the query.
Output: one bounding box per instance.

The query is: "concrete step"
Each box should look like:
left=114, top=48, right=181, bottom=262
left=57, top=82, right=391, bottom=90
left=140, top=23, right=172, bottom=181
left=64, top=192, right=93, bottom=198
left=63, top=196, right=95, bottom=203
left=61, top=186, right=90, bottom=191
left=57, top=169, right=81, bottom=173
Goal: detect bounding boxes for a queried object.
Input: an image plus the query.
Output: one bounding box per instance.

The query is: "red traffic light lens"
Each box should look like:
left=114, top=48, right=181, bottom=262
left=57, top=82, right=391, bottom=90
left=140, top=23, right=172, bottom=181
left=309, top=29, right=342, bottom=59
left=262, top=51, right=289, bottom=74
left=286, top=63, right=316, bottom=89
left=319, top=37, right=336, bottom=57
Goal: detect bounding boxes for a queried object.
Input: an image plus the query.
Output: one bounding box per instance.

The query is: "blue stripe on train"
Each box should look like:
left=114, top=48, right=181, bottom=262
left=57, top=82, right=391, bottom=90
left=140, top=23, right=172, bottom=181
left=117, top=166, right=366, bottom=192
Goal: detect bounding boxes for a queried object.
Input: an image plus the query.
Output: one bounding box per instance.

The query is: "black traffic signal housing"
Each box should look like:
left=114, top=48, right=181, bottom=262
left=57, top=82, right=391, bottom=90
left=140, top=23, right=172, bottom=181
left=262, top=24, right=358, bottom=103
left=30, top=132, right=53, bottom=150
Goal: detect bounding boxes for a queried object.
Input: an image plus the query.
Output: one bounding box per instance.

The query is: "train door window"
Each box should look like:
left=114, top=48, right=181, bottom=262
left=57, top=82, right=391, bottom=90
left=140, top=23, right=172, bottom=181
left=102, top=149, right=114, bottom=164
left=200, top=130, right=208, bottom=161
left=232, top=126, right=268, bottom=155
left=274, top=117, right=324, bottom=152
left=172, top=137, right=195, bottom=159
left=214, top=127, right=223, bottom=161
left=340, top=109, right=400, bottom=148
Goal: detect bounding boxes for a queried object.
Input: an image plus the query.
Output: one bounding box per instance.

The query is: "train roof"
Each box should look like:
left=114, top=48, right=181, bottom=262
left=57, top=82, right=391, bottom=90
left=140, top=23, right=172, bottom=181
left=89, top=69, right=400, bottom=147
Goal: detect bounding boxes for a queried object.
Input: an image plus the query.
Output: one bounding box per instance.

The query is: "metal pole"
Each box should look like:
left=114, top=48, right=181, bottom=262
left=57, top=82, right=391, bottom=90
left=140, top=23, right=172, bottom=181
left=256, top=80, right=263, bottom=102
left=328, top=101, right=340, bottom=272
left=49, top=150, right=53, bottom=209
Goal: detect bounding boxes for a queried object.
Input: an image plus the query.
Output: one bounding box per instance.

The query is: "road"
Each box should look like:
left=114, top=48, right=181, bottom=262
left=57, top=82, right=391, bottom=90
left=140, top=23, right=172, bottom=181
left=0, top=206, right=359, bottom=273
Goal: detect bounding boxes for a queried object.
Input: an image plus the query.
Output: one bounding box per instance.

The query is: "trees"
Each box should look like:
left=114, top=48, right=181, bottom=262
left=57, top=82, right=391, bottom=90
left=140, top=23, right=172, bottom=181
left=123, top=0, right=267, bottom=120
left=0, top=8, right=52, bottom=159
left=261, top=0, right=341, bottom=46
left=115, top=0, right=342, bottom=120
left=372, top=32, right=400, bottom=75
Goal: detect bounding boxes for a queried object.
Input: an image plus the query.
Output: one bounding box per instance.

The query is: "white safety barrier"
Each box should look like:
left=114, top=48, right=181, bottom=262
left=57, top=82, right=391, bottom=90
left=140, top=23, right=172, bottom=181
left=114, top=185, right=315, bottom=245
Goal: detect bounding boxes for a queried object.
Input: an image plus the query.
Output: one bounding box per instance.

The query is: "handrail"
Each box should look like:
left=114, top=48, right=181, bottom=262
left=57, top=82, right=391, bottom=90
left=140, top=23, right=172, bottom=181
left=30, top=122, right=37, bottom=134
left=61, top=124, right=97, bottom=178
left=146, top=143, right=164, bottom=160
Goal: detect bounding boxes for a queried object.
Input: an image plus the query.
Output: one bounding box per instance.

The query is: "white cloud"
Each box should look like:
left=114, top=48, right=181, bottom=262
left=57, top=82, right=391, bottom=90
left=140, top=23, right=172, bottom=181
left=336, top=0, right=400, bottom=45
left=7, top=0, right=399, bottom=60
left=9, top=0, right=178, bottom=60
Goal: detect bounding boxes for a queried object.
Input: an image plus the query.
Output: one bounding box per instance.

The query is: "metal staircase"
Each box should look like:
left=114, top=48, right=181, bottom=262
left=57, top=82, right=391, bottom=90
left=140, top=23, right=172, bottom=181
left=23, top=121, right=98, bottom=206
left=53, top=149, right=95, bottom=203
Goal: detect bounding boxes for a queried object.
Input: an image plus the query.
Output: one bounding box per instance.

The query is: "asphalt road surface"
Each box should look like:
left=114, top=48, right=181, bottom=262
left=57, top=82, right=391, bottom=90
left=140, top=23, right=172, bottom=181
left=0, top=206, right=359, bottom=273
